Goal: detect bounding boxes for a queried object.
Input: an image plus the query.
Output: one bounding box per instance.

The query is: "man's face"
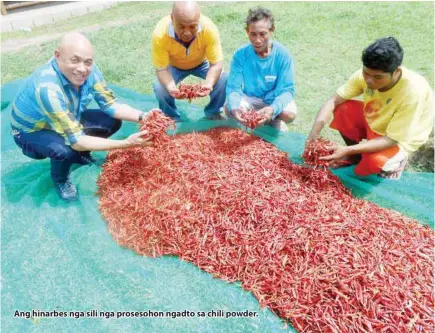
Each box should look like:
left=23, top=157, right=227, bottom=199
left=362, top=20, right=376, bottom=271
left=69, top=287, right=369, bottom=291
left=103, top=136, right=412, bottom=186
left=55, top=43, right=94, bottom=88
left=362, top=66, right=394, bottom=91
left=246, top=19, right=273, bottom=54
left=172, top=14, right=199, bottom=43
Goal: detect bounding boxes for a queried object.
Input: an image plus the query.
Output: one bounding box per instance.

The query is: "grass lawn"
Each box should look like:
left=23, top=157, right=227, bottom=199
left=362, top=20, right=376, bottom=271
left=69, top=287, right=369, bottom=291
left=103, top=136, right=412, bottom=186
left=1, top=1, right=434, bottom=170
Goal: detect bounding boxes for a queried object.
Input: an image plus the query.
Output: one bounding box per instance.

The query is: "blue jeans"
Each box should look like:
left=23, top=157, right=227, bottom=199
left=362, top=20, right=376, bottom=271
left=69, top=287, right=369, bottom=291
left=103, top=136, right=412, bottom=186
left=153, top=61, right=227, bottom=120
left=12, top=109, right=122, bottom=182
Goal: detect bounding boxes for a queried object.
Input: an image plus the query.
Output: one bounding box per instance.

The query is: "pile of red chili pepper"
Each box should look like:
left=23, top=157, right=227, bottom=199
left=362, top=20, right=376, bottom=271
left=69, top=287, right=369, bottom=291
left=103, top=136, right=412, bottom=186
left=139, top=109, right=175, bottom=146
left=176, top=83, right=208, bottom=103
left=240, top=110, right=266, bottom=129
left=98, top=128, right=434, bottom=333
left=303, top=138, right=352, bottom=169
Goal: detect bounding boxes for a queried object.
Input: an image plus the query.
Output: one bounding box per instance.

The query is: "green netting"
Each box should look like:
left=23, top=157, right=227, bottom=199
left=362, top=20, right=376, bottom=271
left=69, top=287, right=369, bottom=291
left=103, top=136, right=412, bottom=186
left=1, top=80, right=433, bottom=333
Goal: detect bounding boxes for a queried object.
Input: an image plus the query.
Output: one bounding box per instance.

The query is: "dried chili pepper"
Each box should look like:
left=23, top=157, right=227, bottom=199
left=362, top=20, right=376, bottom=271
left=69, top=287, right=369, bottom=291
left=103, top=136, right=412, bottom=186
left=303, top=138, right=352, bottom=169
left=177, top=83, right=208, bottom=103
left=139, top=109, right=175, bottom=146
left=98, top=128, right=434, bottom=333
left=240, top=110, right=266, bottom=129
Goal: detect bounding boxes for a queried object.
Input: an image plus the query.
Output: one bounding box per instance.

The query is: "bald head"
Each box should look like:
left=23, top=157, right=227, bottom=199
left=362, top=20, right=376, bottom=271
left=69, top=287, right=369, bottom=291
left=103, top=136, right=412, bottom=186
left=172, top=1, right=200, bottom=20
left=55, top=32, right=94, bottom=89
left=58, top=32, right=94, bottom=54
left=171, top=1, right=200, bottom=43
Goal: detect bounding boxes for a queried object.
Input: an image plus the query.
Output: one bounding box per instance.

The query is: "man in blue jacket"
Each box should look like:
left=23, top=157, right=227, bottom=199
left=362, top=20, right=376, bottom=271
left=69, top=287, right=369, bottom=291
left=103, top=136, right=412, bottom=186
left=225, top=7, right=297, bottom=132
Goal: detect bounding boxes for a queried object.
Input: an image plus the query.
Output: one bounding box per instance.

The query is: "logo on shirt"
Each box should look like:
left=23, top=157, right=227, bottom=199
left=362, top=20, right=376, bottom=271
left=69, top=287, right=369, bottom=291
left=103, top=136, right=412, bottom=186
left=265, top=75, right=277, bottom=83
left=364, top=100, right=383, bottom=119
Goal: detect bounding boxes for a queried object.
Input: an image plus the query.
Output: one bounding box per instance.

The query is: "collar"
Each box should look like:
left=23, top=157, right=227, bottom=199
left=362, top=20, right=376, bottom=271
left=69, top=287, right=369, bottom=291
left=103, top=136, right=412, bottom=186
left=251, top=41, right=275, bottom=60
left=50, top=57, right=71, bottom=87
left=167, top=17, right=203, bottom=39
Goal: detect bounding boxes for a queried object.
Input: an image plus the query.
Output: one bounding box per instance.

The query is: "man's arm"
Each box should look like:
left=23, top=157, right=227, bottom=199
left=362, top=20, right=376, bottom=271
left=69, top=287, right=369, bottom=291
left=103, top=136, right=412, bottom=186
left=266, top=53, right=295, bottom=120
left=307, top=93, right=347, bottom=142
left=204, top=61, right=223, bottom=88
left=38, top=85, right=153, bottom=152
left=308, top=69, right=365, bottom=142
left=226, top=51, right=244, bottom=114
left=71, top=130, right=152, bottom=152
left=319, top=136, right=397, bottom=162
left=152, top=28, right=181, bottom=98
left=195, top=61, right=224, bottom=97
left=156, top=68, right=180, bottom=98
left=112, top=103, right=144, bottom=122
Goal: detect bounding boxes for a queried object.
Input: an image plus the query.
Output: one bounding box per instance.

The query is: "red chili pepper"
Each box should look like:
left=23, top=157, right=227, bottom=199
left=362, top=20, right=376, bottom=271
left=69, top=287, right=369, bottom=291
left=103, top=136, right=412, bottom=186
left=177, top=83, right=208, bottom=103
left=138, top=109, right=175, bottom=146
left=98, top=128, right=435, bottom=333
left=240, top=110, right=266, bottom=129
left=303, top=138, right=352, bottom=169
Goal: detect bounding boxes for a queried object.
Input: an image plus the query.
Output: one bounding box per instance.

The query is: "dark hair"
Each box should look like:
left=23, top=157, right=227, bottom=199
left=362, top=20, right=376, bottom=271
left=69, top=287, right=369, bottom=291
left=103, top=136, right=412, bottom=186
left=245, top=6, right=275, bottom=30
left=362, top=37, right=403, bottom=73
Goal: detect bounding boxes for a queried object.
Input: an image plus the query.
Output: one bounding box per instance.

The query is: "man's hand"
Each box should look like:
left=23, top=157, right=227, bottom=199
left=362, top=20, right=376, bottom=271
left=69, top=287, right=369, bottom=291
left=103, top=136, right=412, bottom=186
left=319, top=144, right=349, bottom=163
left=196, top=83, right=213, bottom=97
left=232, top=108, right=248, bottom=126
left=125, top=130, right=154, bottom=147
left=167, top=84, right=182, bottom=99
left=256, top=107, right=274, bottom=126
left=306, top=132, right=318, bottom=144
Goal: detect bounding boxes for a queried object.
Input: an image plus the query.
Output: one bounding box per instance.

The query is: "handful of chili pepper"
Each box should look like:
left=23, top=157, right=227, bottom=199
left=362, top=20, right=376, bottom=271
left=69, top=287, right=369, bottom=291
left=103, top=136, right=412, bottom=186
left=240, top=110, right=267, bottom=130
left=139, top=109, right=175, bottom=146
left=303, top=138, right=351, bottom=168
left=175, top=83, right=209, bottom=103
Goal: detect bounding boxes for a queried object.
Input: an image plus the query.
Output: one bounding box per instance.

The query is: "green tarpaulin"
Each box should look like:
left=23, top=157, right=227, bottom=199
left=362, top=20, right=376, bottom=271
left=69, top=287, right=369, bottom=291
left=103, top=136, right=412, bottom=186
left=1, top=81, right=433, bottom=333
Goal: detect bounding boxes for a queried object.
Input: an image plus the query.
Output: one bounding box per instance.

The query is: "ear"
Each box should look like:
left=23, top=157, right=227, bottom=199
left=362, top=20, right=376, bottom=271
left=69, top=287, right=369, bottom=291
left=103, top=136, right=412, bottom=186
left=54, top=49, right=60, bottom=60
left=270, top=25, right=275, bottom=33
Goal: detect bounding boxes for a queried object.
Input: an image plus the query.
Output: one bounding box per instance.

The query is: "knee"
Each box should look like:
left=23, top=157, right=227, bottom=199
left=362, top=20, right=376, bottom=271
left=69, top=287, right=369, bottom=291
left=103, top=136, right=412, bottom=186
left=357, top=153, right=389, bottom=175
left=280, top=101, right=298, bottom=123
left=334, top=100, right=363, bottom=115
left=369, top=153, right=391, bottom=170
left=279, top=111, right=297, bottom=123
left=47, top=143, right=78, bottom=161
left=214, top=71, right=227, bottom=90
left=111, top=119, right=122, bottom=135
left=153, top=80, right=168, bottom=98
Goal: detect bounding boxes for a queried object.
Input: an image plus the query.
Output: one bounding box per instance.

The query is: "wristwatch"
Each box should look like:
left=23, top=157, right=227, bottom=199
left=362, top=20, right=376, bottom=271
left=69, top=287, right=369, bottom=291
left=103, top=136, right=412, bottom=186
left=138, top=113, right=145, bottom=122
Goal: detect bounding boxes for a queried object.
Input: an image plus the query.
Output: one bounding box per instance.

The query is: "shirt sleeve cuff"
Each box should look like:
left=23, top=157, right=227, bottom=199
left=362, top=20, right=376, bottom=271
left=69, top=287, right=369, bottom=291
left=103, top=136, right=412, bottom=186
left=102, top=102, right=121, bottom=117
left=271, top=104, right=282, bottom=119
left=66, top=130, right=84, bottom=146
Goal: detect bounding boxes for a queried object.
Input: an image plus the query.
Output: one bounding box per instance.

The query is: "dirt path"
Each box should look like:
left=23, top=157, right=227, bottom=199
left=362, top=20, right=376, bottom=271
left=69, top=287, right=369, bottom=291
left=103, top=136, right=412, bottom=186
left=1, top=18, right=139, bottom=53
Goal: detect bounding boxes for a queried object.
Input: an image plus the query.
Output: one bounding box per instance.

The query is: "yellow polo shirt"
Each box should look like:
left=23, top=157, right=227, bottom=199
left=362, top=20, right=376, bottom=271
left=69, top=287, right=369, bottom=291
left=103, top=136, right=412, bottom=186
left=152, top=14, right=223, bottom=70
left=337, top=67, right=434, bottom=153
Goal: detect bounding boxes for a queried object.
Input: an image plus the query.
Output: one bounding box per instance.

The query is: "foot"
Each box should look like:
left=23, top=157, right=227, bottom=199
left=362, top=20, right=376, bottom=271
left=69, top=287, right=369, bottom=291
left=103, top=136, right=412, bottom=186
left=268, top=118, right=289, bottom=132
left=205, top=113, right=226, bottom=120
left=54, top=178, right=78, bottom=202
left=379, top=156, right=408, bottom=180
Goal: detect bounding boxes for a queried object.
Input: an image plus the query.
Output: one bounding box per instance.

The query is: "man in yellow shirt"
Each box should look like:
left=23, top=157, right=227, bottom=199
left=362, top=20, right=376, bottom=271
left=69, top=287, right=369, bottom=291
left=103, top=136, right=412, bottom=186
left=152, top=1, right=226, bottom=121
left=307, top=37, right=433, bottom=179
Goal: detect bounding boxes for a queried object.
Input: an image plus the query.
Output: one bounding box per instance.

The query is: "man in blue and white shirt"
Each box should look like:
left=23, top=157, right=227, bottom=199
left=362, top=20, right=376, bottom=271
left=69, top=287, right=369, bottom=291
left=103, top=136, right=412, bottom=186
left=225, top=7, right=297, bottom=132
left=11, top=32, right=153, bottom=202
